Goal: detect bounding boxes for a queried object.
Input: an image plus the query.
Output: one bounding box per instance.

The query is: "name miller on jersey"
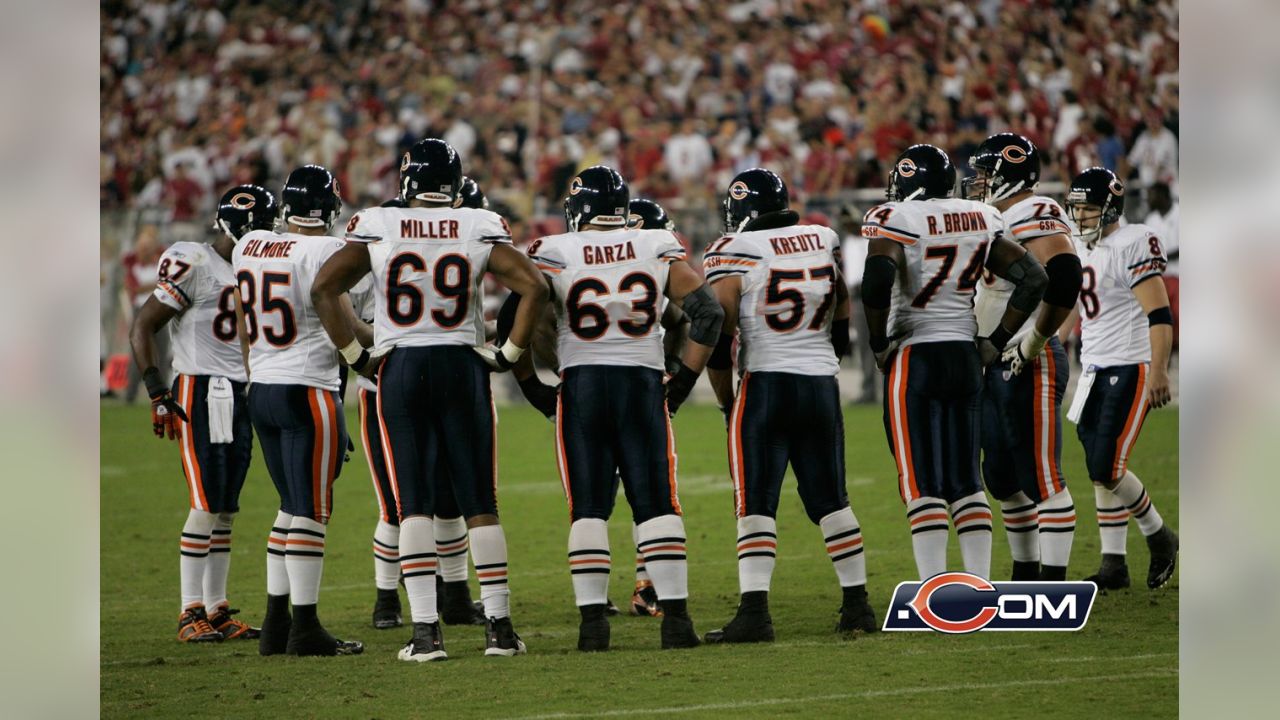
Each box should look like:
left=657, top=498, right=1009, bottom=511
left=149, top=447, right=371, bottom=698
left=400, top=218, right=460, bottom=240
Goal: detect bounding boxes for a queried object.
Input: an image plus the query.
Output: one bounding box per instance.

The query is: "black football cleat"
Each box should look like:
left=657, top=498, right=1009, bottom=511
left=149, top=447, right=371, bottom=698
left=439, top=580, right=485, bottom=625
left=629, top=581, right=662, bottom=617
left=258, top=594, right=292, bottom=656
left=1145, top=525, right=1179, bottom=589
left=398, top=621, right=448, bottom=662
left=1039, top=565, right=1068, bottom=582
left=835, top=586, right=878, bottom=635
left=577, top=604, right=611, bottom=652
left=177, top=606, right=223, bottom=643
left=286, top=605, right=363, bottom=656
left=207, top=605, right=260, bottom=640
left=484, top=616, right=527, bottom=657
left=704, top=591, right=774, bottom=644
left=1084, top=554, right=1131, bottom=591
left=372, top=588, right=403, bottom=629
left=1011, top=560, right=1041, bottom=581
left=659, top=600, right=700, bottom=650
left=605, top=599, right=621, bottom=616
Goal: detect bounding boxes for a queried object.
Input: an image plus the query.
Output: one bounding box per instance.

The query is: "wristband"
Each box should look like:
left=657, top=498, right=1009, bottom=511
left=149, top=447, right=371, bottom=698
left=869, top=335, right=890, bottom=354
left=339, top=339, right=365, bottom=365
left=499, top=339, right=526, bottom=364
left=1147, top=306, right=1173, bottom=327
left=142, top=367, right=169, bottom=399
left=989, top=325, right=1013, bottom=350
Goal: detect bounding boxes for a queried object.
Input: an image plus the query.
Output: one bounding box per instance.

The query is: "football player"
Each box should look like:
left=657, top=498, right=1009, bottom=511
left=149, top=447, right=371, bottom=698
left=861, top=144, right=1047, bottom=581
left=968, top=134, right=1084, bottom=581
left=311, top=139, right=548, bottom=662
left=1064, top=167, right=1178, bottom=590
left=128, top=185, right=272, bottom=643
left=700, top=168, right=871, bottom=644
left=512, top=166, right=720, bottom=651
left=234, top=165, right=363, bottom=656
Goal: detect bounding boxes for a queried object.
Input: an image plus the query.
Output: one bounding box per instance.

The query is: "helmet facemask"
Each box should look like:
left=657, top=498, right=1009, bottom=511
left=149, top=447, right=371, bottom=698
left=1067, top=195, right=1107, bottom=248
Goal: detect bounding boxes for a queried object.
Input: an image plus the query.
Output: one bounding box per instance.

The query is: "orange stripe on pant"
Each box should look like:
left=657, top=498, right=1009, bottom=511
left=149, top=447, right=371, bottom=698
left=663, top=399, right=682, bottom=516
left=178, top=375, right=208, bottom=511
left=374, top=362, right=403, bottom=519
left=554, top=387, right=572, bottom=518
left=358, top=389, right=390, bottom=523
left=888, top=347, right=918, bottom=503
left=1111, top=364, right=1150, bottom=481
left=323, top=389, right=339, bottom=521
left=1043, top=347, right=1064, bottom=494
left=728, top=373, right=751, bottom=518
left=1032, top=353, right=1051, bottom=499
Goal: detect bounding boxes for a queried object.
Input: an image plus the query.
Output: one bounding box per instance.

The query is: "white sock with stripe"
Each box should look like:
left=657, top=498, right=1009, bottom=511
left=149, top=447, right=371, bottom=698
left=434, top=516, right=470, bottom=583
left=373, top=520, right=400, bottom=591
left=399, top=516, right=438, bottom=623
left=907, top=497, right=949, bottom=579
left=820, top=508, right=866, bottom=587
left=1111, top=471, right=1164, bottom=537
left=203, top=511, right=235, bottom=610
left=469, top=524, right=511, bottom=619
left=285, top=517, right=326, bottom=606
left=266, top=511, right=291, bottom=596
left=1094, top=485, right=1129, bottom=555
left=736, top=515, right=778, bottom=593
left=637, top=515, right=688, bottom=600
left=949, top=492, right=993, bottom=579
left=999, top=492, right=1040, bottom=563
left=180, top=509, right=215, bottom=611
left=568, top=518, right=611, bottom=606
left=1037, top=488, right=1076, bottom=569
left=632, top=523, right=650, bottom=584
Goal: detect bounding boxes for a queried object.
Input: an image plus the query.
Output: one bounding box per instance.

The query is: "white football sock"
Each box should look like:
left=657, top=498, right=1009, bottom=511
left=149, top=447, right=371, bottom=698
left=736, top=515, right=778, bottom=593
left=1094, top=485, right=1129, bottom=555
left=568, top=518, right=611, bottom=606
left=1111, top=471, right=1165, bottom=537
left=180, top=509, right=215, bottom=611
left=469, top=524, right=511, bottom=619
left=373, top=520, right=400, bottom=591
left=950, top=492, right=993, bottom=579
left=399, top=516, right=438, bottom=623
left=999, top=492, right=1040, bottom=563
left=632, top=523, right=649, bottom=584
left=907, top=497, right=949, bottom=580
left=285, top=517, right=326, bottom=606
left=819, top=507, right=866, bottom=587
left=266, top=511, right=291, bottom=596
left=636, top=515, right=688, bottom=600
left=1037, top=488, right=1076, bottom=569
left=434, top=516, right=470, bottom=583
left=203, top=511, right=235, bottom=610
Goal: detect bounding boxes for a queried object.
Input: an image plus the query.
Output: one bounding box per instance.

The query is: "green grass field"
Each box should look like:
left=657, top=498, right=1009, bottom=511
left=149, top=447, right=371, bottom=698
left=101, top=401, right=1178, bottom=719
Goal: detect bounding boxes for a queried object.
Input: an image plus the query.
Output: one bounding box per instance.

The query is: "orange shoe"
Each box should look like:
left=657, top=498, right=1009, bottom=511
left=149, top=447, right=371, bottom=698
left=208, top=605, right=260, bottom=640
left=628, top=581, right=662, bottom=617
left=177, top=606, right=223, bottom=643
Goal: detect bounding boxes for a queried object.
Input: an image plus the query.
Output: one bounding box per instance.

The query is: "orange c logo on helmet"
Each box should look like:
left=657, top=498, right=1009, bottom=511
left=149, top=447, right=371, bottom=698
left=1108, top=179, right=1125, bottom=196
left=569, top=176, right=584, bottom=196
left=629, top=213, right=644, bottom=228
left=1001, top=145, right=1028, bottom=163
left=401, top=152, right=411, bottom=172
left=728, top=180, right=749, bottom=200
left=896, top=158, right=918, bottom=177
left=230, top=192, right=256, bottom=209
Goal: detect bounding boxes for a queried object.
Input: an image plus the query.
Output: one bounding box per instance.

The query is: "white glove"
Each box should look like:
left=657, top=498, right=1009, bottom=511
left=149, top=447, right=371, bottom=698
left=473, top=339, right=525, bottom=372
left=1001, top=328, right=1049, bottom=376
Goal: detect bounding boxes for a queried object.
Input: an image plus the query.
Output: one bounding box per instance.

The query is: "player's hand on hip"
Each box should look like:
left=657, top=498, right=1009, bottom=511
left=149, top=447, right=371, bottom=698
left=150, top=391, right=188, bottom=440
left=1146, top=367, right=1172, bottom=409
left=873, top=339, right=899, bottom=372
left=474, top=340, right=525, bottom=373
left=664, top=362, right=700, bottom=416
left=357, top=348, right=388, bottom=380
left=975, top=337, right=1002, bottom=368
left=1001, top=329, right=1048, bottom=376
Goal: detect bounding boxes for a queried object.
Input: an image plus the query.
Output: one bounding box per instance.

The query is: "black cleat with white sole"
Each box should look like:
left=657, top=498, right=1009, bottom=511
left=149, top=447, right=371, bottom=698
left=485, top=616, right=527, bottom=656
left=1145, top=525, right=1179, bottom=589
left=372, top=588, right=403, bottom=629
left=398, top=621, right=447, bottom=662
left=704, top=591, right=774, bottom=644
left=1084, top=554, right=1131, bottom=591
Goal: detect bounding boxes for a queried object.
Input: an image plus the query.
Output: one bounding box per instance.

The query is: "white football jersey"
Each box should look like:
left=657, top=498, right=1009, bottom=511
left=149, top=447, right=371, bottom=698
left=861, top=198, right=1004, bottom=346
left=346, top=206, right=511, bottom=350
left=349, top=273, right=378, bottom=393
left=974, top=194, right=1075, bottom=339
left=704, top=223, right=842, bottom=376
left=531, top=228, right=686, bottom=371
left=152, top=242, right=246, bottom=381
left=1075, top=223, right=1167, bottom=368
left=232, top=230, right=347, bottom=390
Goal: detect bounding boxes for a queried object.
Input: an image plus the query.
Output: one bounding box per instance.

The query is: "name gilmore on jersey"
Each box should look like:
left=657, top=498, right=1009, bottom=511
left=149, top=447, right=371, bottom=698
left=240, top=238, right=298, bottom=259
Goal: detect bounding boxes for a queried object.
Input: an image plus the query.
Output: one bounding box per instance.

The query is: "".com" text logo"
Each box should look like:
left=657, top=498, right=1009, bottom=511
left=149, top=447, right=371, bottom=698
left=882, top=572, right=1098, bottom=633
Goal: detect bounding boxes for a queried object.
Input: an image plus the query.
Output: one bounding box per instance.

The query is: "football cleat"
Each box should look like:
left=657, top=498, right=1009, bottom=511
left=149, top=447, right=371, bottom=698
left=605, top=599, right=621, bottom=617
left=484, top=617, right=527, bottom=657
left=177, top=606, right=223, bottom=643
left=439, top=579, right=485, bottom=626
left=207, top=605, right=259, bottom=640
left=577, top=604, right=611, bottom=652
left=704, top=592, right=774, bottom=644
left=286, top=621, right=363, bottom=657
left=659, top=612, right=700, bottom=650
left=398, top=622, right=447, bottom=662
left=835, top=586, right=879, bottom=635
left=1011, top=560, right=1041, bottom=581
left=258, top=595, right=292, bottom=656
left=1084, top=554, right=1132, bottom=591
left=1145, top=525, right=1179, bottom=589
left=628, top=581, right=662, bottom=617
left=372, top=588, right=403, bottom=629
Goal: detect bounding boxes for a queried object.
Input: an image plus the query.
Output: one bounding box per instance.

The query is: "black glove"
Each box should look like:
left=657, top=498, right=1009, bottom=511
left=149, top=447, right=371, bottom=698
left=665, top=362, right=700, bottom=416
left=518, top=375, right=559, bottom=419
left=144, top=367, right=187, bottom=440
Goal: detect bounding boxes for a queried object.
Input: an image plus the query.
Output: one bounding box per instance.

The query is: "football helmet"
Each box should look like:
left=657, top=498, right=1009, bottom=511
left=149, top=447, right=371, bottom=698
left=454, top=175, right=488, bottom=209
left=281, top=165, right=341, bottom=229
left=1067, top=166, right=1125, bottom=246
left=969, top=133, right=1041, bottom=204
left=213, top=184, right=277, bottom=240
left=723, top=168, right=789, bottom=233
left=564, top=165, right=629, bottom=232
left=628, top=198, right=674, bottom=231
left=886, top=144, right=955, bottom=202
left=401, top=138, right=462, bottom=203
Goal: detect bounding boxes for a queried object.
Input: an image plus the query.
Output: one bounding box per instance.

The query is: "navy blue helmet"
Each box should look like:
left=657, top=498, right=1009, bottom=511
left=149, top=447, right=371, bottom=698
left=564, top=166, right=629, bottom=232
left=401, top=138, right=462, bottom=203
left=281, top=165, right=341, bottom=229
left=723, top=168, right=789, bottom=233
left=455, top=175, right=488, bottom=209
left=1067, top=167, right=1126, bottom=245
left=968, top=133, right=1041, bottom=203
left=628, top=198, right=673, bottom=231
left=887, top=144, right=955, bottom=202
left=213, top=184, right=277, bottom=240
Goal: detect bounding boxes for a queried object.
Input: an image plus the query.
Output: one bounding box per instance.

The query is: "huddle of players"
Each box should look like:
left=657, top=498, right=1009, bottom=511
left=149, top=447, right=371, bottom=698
left=128, top=131, right=1177, bottom=658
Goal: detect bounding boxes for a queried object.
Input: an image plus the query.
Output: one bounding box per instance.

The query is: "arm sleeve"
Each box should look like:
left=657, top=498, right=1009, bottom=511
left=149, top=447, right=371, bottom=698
left=344, top=209, right=385, bottom=243
left=152, top=246, right=199, bottom=311
left=702, top=236, right=762, bottom=284
left=1124, top=232, right=1168, bottom=288
left=475, top=210, right=514, bottom=245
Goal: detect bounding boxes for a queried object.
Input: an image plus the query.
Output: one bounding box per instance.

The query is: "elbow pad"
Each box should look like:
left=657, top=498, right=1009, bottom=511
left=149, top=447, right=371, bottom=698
left=1043, top=254, right=1083, bottom=309
left=861, top=255, right=897, bottom=310
left=495, top=291, right=521, bottom=346
left=1007, top=253, right=1048, bottom=315
left=682, top=283, right=726, bottom=347
left=708, top=332, right=735, bottom=370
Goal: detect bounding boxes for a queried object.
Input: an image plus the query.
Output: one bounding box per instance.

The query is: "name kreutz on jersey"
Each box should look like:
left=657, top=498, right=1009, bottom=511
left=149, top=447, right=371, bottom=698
left=232, top=229, right=348, bottom=390
left=861, top=198, right=1004, bottom=346
left=1076, top=222, right=1168, bottom=368
left=153, top=241, right=246, bottom=381
left=529, top=227, right=686, bottom=371
left=703, top=222, right=842, bottom=376
left=344, top=204, right=512, bottom=351
left=975, top=194, right=1074, bottom=337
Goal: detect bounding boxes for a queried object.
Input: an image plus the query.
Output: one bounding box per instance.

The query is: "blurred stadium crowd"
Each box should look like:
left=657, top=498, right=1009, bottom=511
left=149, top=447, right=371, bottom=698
left=99, top=0, right=1179, bottom=395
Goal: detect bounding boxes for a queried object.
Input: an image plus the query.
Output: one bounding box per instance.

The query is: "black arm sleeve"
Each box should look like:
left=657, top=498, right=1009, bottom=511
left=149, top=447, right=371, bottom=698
left=707, top=332, right=735, bottom=370
left=860, top=255, right=897, bottom=310
left=495, top=291, right=521, bottom=346
left=831, top=317, right=850, bottom=358
left=1043, top=253, right=1083, bottom=309
left=1005, top=252, right=1049, bottom=315
left=681, top=283, right=725, bottom=346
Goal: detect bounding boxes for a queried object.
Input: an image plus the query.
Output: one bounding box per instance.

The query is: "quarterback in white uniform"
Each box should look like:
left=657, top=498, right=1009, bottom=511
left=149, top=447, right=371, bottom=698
left=128, top=184, right=273, bottom=644
left=1064, top=167, right=1178, bottom=590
